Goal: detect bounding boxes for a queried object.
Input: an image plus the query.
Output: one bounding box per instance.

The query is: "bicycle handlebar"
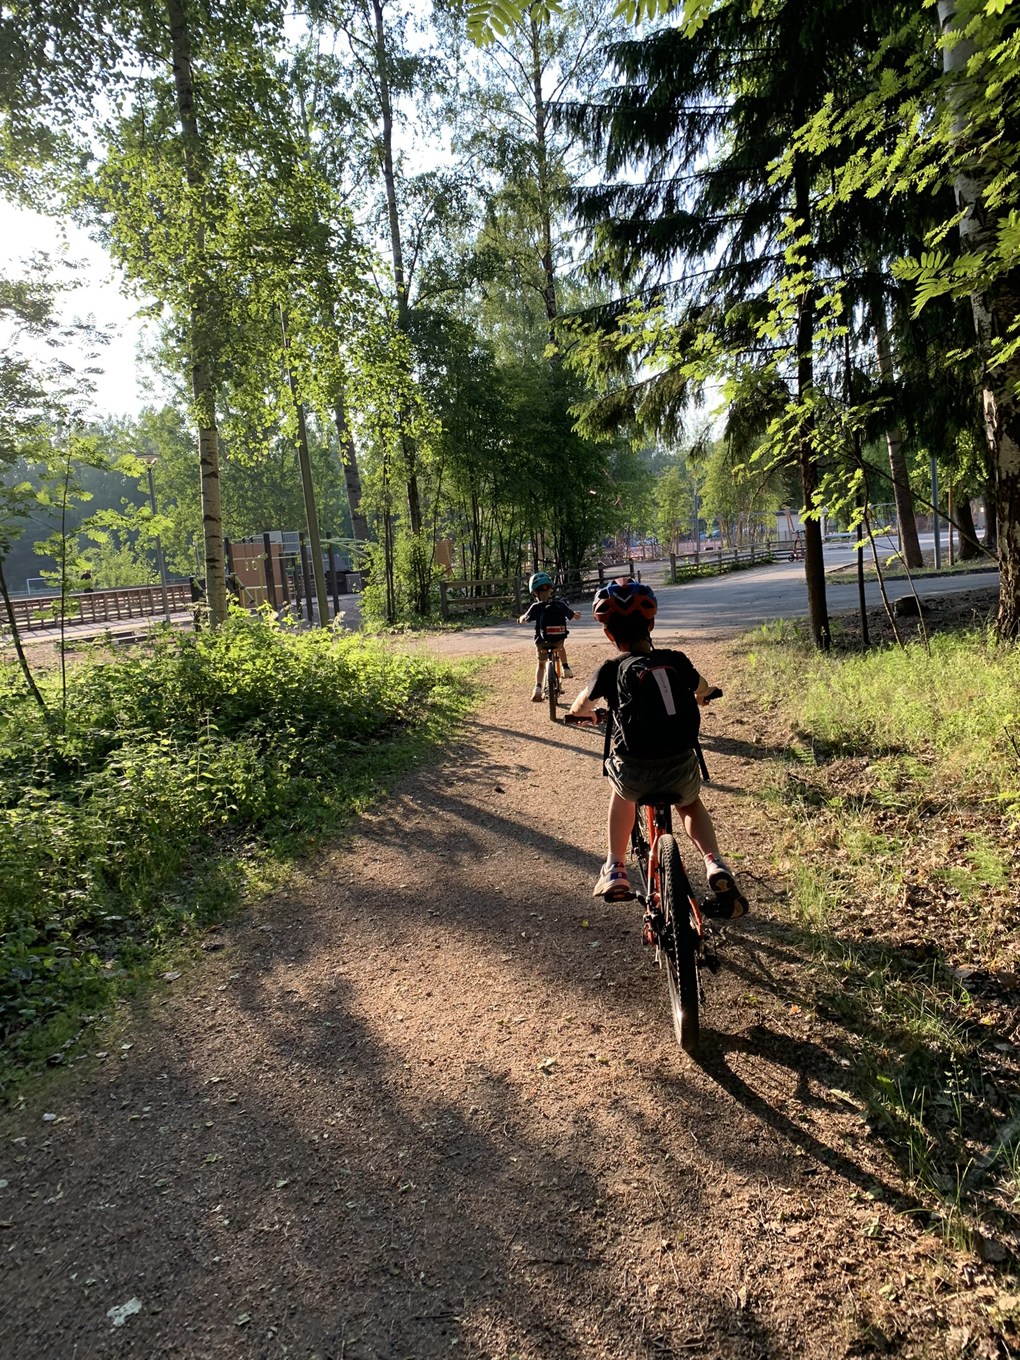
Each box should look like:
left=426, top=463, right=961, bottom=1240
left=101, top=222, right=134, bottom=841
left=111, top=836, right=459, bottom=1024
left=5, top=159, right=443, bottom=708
left=563, top=689, right=722, bottom=727
left=563, top=709, right=608, bottom=727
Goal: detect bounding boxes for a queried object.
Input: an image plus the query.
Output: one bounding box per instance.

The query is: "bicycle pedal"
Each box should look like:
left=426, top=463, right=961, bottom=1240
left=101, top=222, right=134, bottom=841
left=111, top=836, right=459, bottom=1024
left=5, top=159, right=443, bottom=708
left=703, top=950, right=721, bottom=974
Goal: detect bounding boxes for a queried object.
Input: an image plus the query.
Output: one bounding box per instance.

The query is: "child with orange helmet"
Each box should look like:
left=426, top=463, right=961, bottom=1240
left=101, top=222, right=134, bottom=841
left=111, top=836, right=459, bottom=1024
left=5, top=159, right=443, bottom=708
left=568, top=580, right=746, bottom=915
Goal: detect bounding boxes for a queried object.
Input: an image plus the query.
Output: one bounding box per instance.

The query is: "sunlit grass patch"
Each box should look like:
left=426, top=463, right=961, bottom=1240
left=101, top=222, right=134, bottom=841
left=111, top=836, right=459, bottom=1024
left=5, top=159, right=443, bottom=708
left=737, top=624, right=1020, bottom=1244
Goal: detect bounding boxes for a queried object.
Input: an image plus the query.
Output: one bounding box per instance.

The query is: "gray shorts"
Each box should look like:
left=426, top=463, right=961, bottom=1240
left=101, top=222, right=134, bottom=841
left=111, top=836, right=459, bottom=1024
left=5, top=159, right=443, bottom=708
left=606, top=748, right=701, bottom=808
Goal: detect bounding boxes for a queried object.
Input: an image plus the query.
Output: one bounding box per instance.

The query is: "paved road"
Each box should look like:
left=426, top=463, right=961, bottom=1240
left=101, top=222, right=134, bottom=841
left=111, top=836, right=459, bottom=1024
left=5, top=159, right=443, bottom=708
left=8, top=543, right=997, bottom=654
left=409, top=545, right=999, bottom=658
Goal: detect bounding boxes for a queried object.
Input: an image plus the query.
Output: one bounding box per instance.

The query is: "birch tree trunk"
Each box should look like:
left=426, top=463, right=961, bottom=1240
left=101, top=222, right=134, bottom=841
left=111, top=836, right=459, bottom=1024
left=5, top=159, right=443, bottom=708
left=371, top=0, right=422, bottom=540
left=530, top=14, right=559, bottom=344
left=333, top=392, right=370, bottom=542
left=281, top=309, right=330, bottom=627
left=794, top=161, right=830, bottom=650
left=165, top=0, right=227, bottom=627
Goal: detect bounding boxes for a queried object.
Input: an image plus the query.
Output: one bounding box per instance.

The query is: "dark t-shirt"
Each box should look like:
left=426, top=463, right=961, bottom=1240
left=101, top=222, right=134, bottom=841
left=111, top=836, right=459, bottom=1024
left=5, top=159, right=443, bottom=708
left=587, top=648, right=700, bottom=761
left=524, top=597, right=574, bottom=642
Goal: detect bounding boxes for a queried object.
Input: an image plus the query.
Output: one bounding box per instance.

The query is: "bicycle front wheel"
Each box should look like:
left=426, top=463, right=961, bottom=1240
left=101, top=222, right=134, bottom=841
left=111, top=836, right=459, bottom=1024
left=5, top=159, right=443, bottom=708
left=658, top=833, right=700, bottom=1053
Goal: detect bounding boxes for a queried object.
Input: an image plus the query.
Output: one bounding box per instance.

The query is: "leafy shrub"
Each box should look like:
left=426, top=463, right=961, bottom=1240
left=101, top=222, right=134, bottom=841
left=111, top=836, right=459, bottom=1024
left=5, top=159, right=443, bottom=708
left=0, top=614, right=467, bottom=1079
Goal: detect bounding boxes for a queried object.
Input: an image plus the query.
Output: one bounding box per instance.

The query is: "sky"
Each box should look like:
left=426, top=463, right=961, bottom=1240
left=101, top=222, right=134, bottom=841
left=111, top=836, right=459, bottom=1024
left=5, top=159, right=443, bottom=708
left=2, top=199, right=151, bottom=420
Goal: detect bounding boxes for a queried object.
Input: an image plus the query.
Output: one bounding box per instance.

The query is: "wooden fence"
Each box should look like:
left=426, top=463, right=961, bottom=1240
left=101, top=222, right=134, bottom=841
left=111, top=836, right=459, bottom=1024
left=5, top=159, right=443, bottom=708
left=668, top=542, right=774, bottom=579
left=2, top=583, right=191, bottom=633
left=438, top=545, right=776, bottom=620
left=438, top=565, right=644, bottom=620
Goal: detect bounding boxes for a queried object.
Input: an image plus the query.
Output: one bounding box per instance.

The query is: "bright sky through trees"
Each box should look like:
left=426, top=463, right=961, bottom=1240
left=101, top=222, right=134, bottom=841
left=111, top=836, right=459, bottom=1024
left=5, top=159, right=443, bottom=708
left=0, top=200, right=151, bottom=417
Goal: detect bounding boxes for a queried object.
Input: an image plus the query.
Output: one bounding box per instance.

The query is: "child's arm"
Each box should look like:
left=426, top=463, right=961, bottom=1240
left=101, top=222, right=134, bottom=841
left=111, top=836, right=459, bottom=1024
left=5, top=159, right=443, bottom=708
left=571, top=610, right=580, bottom=621
left=569, top=685, right=597, bottom=717
left=694, top=675, right=716, bottom=705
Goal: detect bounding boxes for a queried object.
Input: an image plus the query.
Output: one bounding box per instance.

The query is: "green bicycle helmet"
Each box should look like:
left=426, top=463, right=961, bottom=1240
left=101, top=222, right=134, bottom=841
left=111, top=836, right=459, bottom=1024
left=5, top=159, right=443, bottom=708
left=528, top=571, right=553, bottom=593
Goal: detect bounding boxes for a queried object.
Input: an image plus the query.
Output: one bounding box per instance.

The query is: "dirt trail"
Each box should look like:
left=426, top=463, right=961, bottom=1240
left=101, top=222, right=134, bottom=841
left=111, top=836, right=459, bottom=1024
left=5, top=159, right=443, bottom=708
left=0, top=629, right=995, bottom=1359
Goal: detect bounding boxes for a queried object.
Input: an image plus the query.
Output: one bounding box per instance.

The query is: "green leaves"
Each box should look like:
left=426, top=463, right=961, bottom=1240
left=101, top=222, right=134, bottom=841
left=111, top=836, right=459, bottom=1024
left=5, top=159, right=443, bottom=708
left=0, top=615, right=463, bottom=1081
left=467, top=1, right=563, bottom=45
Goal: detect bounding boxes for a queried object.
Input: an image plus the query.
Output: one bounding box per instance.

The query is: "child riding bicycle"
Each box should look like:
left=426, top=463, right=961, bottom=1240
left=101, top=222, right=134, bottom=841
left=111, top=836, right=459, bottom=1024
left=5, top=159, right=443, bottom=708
left=518, top=571, right=581, bottom=703
left=567, top=580, right=747, bottom=917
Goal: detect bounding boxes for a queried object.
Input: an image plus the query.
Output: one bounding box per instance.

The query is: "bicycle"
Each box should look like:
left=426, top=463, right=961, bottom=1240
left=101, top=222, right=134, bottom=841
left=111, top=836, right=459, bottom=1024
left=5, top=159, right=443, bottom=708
left=538, top=626, right=567, bottom=722
left=565, top=690, right=724, bottom=1054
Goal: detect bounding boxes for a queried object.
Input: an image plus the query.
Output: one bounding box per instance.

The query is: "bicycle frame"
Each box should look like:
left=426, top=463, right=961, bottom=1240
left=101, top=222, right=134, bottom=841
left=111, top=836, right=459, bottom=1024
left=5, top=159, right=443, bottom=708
left=538, top=641, right=564, bottom=721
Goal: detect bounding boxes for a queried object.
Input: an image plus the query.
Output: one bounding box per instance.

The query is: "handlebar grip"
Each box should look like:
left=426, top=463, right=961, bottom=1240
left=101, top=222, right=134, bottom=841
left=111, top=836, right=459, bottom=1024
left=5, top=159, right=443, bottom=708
left=704, top=687, right=723, bottom=702
left=563, top=709, right=608, bottom=727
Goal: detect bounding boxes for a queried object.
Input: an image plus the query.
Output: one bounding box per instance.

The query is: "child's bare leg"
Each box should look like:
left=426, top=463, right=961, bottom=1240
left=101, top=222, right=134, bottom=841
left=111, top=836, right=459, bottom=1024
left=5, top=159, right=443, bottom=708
left=534, top=656, right=546, bottom=687
left=607, top=790, right=636, bottom=862
left=678, top=795, right=746, bottom=914
left=677, top=796, right=722, bottom=860
left=593, top=790, right=638, bottom=897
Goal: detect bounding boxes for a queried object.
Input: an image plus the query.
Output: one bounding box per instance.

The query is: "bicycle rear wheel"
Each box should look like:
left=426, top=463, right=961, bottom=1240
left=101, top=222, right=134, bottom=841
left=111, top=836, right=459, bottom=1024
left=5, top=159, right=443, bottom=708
left=547, top=658, right=559, bottom=721
left=658, top=833, right=700, bottom=1053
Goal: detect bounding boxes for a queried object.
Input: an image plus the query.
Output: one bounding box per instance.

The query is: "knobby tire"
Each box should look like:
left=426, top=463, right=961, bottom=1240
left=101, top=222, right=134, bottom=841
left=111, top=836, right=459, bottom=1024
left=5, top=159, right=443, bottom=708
left=547, top=659, right=559, bottom=722
left=658, top=833, right=700, bottom=1053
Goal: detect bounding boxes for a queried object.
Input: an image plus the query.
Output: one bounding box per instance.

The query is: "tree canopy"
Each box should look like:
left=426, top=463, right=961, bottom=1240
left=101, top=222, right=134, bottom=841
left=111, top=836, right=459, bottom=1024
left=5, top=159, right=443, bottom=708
left=1, top=0, right=1017, bottom=637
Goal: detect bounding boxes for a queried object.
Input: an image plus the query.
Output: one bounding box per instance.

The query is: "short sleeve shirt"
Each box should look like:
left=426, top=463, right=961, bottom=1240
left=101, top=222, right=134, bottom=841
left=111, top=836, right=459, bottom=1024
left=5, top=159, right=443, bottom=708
left=524, top=597, right=574, bottom=642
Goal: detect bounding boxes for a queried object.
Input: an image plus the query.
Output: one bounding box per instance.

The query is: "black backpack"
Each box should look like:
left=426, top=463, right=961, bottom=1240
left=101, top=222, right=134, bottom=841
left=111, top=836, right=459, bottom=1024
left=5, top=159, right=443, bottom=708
left=613, top=651, right=700, bottom=760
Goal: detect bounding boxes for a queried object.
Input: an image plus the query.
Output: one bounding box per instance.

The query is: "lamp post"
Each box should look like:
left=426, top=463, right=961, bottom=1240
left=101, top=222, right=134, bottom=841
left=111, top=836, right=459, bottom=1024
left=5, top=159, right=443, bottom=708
left=930, top=456, right=942, bottom=570
left=138, top=454, right=171, bottom=624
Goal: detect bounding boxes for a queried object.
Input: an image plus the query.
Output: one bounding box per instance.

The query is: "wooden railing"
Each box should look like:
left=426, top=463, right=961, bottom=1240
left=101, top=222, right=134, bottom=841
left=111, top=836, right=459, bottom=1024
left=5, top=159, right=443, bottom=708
left=439, top=576, right=523, bottom=619
left=3, top=583, right=191, bottom=633
left=438, top=546, right=778, bottom=621
left=438, top=567, right=644, bottom=620
left=668, top=543, right=774, bottom=579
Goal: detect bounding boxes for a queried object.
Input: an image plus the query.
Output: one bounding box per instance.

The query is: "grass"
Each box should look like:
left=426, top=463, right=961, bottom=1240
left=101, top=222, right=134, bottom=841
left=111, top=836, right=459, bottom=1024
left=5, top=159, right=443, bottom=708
left=738, top=622, right=1020, bottom=1245
left=827, top=550, right=998, bottom=583
left=0, top=612, right=477, bottom=1094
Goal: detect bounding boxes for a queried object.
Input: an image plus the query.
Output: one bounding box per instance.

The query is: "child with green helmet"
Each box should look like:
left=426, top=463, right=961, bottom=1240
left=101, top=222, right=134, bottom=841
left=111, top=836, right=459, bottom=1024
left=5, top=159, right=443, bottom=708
left=518, top=571, right=580, bottom=702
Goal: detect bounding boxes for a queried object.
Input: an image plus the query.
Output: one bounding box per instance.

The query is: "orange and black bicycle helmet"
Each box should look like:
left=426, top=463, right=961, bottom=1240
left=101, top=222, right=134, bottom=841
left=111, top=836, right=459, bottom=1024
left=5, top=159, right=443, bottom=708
left=592, top=580, right=658, bottom=627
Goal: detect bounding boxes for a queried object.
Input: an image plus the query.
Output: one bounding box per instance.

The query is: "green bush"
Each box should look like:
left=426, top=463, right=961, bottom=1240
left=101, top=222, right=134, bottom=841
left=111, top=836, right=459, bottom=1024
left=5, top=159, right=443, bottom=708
left=0, top=614, right=468, bottom=1079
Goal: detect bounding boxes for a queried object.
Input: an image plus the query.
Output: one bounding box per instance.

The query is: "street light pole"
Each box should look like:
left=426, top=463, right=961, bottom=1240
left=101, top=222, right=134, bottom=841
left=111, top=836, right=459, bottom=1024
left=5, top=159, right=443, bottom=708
left=140, top=456, right=171, bottom=624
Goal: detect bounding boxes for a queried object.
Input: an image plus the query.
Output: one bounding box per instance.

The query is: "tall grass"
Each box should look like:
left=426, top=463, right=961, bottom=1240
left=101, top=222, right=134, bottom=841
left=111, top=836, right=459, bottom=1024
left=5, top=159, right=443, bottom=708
left=742, top=625, right=1020, bottom=1241
left=749, top=624, right=1020, bottom=809
left=0, top=614, right=472, bottom=1084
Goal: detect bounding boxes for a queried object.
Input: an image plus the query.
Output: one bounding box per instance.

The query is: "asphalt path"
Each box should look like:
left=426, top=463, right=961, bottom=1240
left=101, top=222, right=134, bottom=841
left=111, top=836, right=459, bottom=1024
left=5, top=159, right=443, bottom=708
left=8, top=541, right=998, bottom=654
left=409, top=544, right=999, bottom=658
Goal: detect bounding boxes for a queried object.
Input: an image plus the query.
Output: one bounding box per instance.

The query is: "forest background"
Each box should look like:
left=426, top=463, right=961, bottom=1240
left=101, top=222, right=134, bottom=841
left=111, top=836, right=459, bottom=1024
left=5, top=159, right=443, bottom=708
left=0, top=0, right=1016, bottom=639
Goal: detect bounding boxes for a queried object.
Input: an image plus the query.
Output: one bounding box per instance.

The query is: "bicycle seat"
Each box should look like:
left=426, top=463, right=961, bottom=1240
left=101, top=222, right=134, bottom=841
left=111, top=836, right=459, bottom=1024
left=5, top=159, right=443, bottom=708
left=636, top=792, right=677, bottom=808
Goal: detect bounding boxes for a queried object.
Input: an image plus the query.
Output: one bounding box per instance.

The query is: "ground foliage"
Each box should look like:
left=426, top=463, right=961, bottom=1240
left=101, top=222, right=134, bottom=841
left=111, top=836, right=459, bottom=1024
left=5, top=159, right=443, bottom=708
left=742, top=601, right=1020, bottom=1251
left=0, top=614, right=471, bottom=1089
